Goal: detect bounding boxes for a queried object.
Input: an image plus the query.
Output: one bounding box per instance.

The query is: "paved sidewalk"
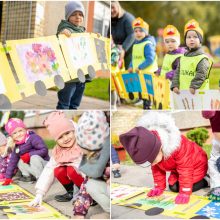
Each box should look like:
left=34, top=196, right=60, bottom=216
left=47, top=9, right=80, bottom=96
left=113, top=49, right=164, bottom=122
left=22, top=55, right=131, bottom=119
left=12, top=90, right=109, bottom=110
left=111, top=165, right=209, bottom=219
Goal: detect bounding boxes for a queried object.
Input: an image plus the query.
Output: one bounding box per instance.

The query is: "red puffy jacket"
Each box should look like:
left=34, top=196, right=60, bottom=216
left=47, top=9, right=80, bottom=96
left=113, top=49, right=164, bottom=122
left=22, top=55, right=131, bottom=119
left=152, top=135, right=208, bottom=195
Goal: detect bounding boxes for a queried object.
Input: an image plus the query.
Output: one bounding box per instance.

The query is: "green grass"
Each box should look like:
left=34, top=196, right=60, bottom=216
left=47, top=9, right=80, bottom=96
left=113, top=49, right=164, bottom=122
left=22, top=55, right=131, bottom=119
left=44, top=139, right=56, bottom=149
left=122, top=152, right=135, bottom=165
left=84, top=78, right=109, bottom=101
left=209, top=68, right=220, bottom=89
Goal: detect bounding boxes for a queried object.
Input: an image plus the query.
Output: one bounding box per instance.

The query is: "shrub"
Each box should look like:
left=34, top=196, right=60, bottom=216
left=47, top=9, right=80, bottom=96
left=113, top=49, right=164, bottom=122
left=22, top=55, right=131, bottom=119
left=186, top=127, right=209, bottom=147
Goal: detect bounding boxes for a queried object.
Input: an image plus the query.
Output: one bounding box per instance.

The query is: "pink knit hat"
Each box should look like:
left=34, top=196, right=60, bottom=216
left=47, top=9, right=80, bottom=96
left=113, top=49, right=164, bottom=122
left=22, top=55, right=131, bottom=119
left=44, top=111, right=75, bottom=141
left=0, top=132, right=7, bottom=146
left=76, top=111, right=109, bottom=150
left=5, top=118, right=26, bottom=135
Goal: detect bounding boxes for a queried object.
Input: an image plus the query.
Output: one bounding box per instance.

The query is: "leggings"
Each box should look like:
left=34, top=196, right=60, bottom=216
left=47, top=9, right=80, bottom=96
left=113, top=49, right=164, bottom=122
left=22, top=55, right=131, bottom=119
left=169, top=178, right=208, bottom=193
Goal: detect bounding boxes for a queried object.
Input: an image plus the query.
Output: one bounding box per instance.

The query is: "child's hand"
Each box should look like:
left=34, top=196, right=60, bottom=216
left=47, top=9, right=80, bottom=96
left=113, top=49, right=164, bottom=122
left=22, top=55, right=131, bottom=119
left=135, top=68, right=140, bottom=74
left=20, top=153, right=30, bottom=164
left=128, top=67, right=133, bottom=73
left=189, top=88, right=196, bottom=95
left=60, top=29, right=71, bottom=37
left=120, top=49, right=125, bottom=60
left=175, top=193, right=190, bottom=204
left=2, top=178, right=13, bottom=186
left=147, top=188, right=164, bottom=197
left=29, top=194, right=43, bottom=207
left=173, top=87, right=180, bottom=94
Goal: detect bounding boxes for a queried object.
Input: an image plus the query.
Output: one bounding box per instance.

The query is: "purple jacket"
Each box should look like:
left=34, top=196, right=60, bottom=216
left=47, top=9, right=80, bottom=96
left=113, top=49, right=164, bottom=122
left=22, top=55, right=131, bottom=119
left=5, top=131, right=50, bottom=179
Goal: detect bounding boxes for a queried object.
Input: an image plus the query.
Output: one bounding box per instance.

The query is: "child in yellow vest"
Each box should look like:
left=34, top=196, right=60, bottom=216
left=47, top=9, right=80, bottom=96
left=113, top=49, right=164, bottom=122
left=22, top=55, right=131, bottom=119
left=159, top=25, right=185, bottom=81
left=171, top=19, right=212, bottom=95
left=128, top=17, right=158, bottom=109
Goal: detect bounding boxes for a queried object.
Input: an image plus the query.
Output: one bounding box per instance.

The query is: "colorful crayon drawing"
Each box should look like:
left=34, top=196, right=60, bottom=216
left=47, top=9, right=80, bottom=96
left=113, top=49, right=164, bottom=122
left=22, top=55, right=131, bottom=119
left=2, top=202, right=67, bottom=219
left=111, top=183, right=146, bottom=204
left=122, top=73, right=142, bottom=93
left=0, top=191, right=32, bottom=202
left=112, top=183, right=213, bottom=219
left=16, top=43, right=60, bottom=82
left=65, top=36, right=94, bottom=68
left=196, top=202, right=220, bottom=218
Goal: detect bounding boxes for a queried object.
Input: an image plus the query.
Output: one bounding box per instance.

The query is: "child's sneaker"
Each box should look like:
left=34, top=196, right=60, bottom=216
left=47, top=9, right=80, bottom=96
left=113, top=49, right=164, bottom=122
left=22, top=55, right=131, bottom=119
left=112, top=170, right=121, bottom=178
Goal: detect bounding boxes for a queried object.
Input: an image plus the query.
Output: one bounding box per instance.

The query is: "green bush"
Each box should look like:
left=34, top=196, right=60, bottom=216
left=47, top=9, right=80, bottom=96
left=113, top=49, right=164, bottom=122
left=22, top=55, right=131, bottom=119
left=186, top=127, right=209, bottom=147
left=44, top=139, right=56, bottom=149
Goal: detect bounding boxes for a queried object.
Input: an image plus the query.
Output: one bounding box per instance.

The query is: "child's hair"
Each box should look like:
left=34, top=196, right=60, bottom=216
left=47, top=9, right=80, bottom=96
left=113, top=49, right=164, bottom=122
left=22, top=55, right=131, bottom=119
left=76, top=111, right=109, bottom=151
left=0, top=132, right=7, bottom=147
left=5, top=118, right=26, bottom=136
left=43, top=111, right=75, bottom=141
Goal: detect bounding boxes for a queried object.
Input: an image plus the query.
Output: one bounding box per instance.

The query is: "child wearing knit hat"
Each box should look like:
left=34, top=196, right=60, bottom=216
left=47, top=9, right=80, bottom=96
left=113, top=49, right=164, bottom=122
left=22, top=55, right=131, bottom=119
left=56, top=1, right=91, bottom=110
left=72, top=111, right=110, bottom=218
left=159, top=25, right=186, bottom=81
left=2, top=118, right=49, bottom=186
left=0, top=132, right=14, bottom=182
left=128, top=17, right=158, bottom=109
left=30, top=111, right=84, bottom=206
left=202, top=111, right=220, bottom=202
left=171, top=19, right=212, bottom=95
left=120, top=112, right=208, bottom=204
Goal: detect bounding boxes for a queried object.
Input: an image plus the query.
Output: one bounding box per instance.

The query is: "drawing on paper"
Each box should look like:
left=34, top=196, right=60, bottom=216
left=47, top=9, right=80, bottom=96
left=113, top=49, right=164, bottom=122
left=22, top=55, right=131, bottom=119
left=16, top=43, right=60, bottom=82
left=122, top=73, right=142, bottom=93
left=6, top=204, right=49, bottom=214
left=143, top=74, right=154, bottom=96
left=0, top=191, right=32, bottom=201
left=66, top=36, right=95, bottom=68
left=196, top=202, right=220, bottom=218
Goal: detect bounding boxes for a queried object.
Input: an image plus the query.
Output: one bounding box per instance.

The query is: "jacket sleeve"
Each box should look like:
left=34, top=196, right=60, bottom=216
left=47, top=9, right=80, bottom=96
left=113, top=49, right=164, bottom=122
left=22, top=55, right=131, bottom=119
left=35, top=158, right=56, bottom=196
left=5, top=151, right=20, bottom=179
left=29, top=134, right=49, bottom=158
left=190, top=58, right=210, bottom=89
left=151, top=165, right=166, bottom=190
left=122, top=15, right=135, bottom=52
left=175, top=140, right=194, bottom=195
left=171, top=61, right=180, bottom=90
left=79, top=136, right=110, bottom=178
left=138, top=44, right=155, bottom=70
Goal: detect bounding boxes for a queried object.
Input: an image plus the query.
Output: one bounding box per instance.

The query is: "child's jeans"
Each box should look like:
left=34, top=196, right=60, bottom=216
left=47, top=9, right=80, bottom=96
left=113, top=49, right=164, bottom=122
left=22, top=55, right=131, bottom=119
left=18, top=155, right=47, bottom=179
left=209, top=139, right=220, bottom=189
left=57, top=82, right=85, bottom=109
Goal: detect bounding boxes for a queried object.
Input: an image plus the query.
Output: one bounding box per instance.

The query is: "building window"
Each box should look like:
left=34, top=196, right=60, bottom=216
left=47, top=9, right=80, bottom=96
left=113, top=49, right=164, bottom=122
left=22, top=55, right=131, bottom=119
left=93, top=1, right=109, bottom=37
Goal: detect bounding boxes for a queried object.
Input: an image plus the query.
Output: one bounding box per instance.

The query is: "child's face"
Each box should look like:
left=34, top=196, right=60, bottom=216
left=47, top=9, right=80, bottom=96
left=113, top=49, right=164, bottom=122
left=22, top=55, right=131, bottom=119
left=11, top=127, right=26, bottom=142
left=57, top=131, right=76, bottom=148
left=68, top=11, right=83, bottom=26
left=151, top=148, right=163, bottom=165
left=164, top=38, right=178, bottom=52
left=134, top=28, right=146, bottom=41
left=185, top=30, right=200, bottom=49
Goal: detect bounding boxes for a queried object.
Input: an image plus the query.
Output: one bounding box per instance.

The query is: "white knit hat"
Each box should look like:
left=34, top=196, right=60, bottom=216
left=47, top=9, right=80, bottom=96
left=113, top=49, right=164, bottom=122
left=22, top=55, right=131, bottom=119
left=76, top=111, right=109, bottom=151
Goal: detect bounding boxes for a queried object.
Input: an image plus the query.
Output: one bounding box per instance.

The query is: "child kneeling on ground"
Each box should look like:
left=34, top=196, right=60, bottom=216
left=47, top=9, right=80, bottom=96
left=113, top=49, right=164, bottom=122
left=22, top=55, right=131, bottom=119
left=120, top=112, right=208, bottom=204
left=3, top=118, right=49, bottom=185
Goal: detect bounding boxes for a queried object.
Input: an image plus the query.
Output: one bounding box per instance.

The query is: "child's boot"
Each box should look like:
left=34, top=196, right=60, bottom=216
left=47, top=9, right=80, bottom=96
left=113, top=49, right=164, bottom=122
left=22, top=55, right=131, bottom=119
left=54, top=183, right=73, bottom=202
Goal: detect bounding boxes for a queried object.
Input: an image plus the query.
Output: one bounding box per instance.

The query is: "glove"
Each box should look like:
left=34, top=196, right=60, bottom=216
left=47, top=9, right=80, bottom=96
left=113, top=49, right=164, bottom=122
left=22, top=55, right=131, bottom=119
left=29, top=194, right=43, bottom=207
left=20, top=153, right=30, bottom=164
left=175, top=193, right=190, bottom=204
left=147, top=188, right=164, bottom=197
left=2, top=178, right=13, bottom=186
